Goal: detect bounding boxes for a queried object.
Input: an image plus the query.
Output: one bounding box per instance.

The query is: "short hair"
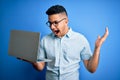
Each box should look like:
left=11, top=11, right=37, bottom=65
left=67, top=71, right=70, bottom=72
left=46, top=5, right=68, bottom=16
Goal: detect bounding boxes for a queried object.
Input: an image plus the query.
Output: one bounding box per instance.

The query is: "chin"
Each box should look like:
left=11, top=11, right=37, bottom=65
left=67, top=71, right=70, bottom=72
left=56, top=35, right=61, bottom=38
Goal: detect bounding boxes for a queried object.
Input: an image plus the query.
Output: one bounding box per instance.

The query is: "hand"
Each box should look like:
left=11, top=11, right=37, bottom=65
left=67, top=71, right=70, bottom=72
left=95, top=27, right=109, bottom=48
left=17, top=57, right=45, bottom=71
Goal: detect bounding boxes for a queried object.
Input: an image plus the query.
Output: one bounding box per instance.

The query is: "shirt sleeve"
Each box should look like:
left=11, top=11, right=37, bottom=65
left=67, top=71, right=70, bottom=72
left=80, top=36, right=92, bottom=60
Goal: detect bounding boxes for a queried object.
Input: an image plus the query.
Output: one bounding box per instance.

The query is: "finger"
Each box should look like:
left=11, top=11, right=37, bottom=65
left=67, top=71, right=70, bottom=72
left=105, top=27, right=109, bottom=36
left=101, top=27, right=109, bottom=41
left=97, top=35, right=101, bottom=39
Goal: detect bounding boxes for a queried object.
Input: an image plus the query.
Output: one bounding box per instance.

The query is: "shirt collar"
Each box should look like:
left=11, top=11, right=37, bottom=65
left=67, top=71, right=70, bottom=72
left=52, top=27, right=73, bottom=38
left=65, top=28, right=73, bottom=38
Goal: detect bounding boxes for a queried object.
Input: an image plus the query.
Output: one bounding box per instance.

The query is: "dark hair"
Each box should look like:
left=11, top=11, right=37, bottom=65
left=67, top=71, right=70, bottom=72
left=46, top=5, right=68, bottom=16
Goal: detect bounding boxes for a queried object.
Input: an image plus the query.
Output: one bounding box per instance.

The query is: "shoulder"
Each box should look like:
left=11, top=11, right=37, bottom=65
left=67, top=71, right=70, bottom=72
left=71, top=29, right=89, bottom=43
left=72, top=29, right=86, bottom=39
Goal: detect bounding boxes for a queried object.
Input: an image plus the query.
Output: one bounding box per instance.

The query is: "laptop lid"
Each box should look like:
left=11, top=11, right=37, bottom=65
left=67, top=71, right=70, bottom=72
left=8, top=30, right=40, bottom=62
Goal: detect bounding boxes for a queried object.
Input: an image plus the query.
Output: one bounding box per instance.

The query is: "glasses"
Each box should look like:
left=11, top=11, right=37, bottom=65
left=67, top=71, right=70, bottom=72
left=46, top=18, right=66, bottom=27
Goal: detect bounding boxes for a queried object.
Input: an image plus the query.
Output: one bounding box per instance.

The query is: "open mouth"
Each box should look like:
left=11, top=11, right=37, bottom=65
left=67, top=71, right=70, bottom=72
left=54, top=30, right=60, bottom=35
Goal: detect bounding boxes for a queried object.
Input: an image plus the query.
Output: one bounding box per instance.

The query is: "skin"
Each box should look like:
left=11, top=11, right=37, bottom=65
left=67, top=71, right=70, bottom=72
left=48, top=13, right=69, bottom=38
left=84, top=27, right=109, bottom=73
left=32, top=13, right=109, bottom=73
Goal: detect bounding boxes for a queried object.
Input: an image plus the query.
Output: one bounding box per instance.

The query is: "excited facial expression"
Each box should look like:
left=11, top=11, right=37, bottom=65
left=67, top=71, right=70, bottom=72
left=47, top=13, right=69, bottom=38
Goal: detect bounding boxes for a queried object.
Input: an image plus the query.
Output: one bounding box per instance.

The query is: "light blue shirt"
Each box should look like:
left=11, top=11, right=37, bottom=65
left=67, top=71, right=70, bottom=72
left=39, top=28, right=92, bottom=80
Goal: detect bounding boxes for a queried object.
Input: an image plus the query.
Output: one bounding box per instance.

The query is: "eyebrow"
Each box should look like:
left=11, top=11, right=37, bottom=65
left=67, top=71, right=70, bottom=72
left=48, top=18, right=66, bottom=23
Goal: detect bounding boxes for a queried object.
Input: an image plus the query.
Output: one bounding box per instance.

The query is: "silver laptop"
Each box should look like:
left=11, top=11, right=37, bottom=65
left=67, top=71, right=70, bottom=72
left=8, top=30, right=51, bottom=63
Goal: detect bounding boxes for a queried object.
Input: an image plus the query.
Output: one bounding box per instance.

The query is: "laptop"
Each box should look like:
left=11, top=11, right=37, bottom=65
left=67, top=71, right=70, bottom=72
left=8, top=30, right=51, bottom=63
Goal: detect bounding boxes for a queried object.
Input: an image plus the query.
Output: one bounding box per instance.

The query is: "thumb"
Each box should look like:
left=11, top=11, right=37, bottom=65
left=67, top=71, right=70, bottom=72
left=97, top=35, right=101, bottom=39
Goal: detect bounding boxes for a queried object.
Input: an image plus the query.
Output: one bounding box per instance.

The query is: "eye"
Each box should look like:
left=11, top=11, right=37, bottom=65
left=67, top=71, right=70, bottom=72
left=54, top=21, right=59, bottom=24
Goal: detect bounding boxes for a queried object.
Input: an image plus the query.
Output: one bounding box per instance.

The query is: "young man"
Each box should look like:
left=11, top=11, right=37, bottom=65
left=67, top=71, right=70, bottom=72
left=32, top=5, right=109, bottom=80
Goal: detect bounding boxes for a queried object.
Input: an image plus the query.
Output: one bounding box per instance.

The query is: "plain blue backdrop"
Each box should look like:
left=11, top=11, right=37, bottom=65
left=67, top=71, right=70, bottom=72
left=0, top=0, right=120, bottom=80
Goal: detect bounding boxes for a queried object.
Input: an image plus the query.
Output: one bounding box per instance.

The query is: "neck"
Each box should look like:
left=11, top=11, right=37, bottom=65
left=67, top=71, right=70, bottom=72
left=59, top=26, right=69, bottom=38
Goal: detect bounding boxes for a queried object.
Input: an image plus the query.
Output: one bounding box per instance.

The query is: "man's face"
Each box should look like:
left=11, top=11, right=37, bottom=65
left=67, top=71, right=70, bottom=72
left=47, top=13, right=68, bottom=38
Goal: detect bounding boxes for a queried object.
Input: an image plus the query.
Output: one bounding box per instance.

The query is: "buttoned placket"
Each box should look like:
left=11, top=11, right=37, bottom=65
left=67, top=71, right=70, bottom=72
left=59, top=36, right=66, bottom=80
left=54, top=37, right=61, bottom=80
left=55, top=37, right=66, bottom=80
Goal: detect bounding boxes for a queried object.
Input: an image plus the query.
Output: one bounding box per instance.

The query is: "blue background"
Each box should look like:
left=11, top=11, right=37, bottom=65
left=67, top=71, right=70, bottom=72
left=0, top=0, right=120, bottom=80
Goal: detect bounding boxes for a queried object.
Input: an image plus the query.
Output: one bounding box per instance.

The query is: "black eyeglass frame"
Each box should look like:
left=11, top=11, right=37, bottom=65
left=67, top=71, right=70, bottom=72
left=46, top=18, right=66, bottom=27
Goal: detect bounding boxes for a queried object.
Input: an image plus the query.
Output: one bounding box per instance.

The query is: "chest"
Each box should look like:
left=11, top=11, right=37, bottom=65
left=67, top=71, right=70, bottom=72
left=44, top=37, right=85, bottom=60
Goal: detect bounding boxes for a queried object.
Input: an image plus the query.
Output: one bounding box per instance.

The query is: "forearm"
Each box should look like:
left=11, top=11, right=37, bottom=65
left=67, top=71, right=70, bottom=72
left=85, top=27, right=109, bottom=73
left=87, top=47, right=100, bottom=73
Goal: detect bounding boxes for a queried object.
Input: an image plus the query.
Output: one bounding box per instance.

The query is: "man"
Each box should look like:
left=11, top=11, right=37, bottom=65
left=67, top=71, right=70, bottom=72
left=32, top=5, right=109, bottom=80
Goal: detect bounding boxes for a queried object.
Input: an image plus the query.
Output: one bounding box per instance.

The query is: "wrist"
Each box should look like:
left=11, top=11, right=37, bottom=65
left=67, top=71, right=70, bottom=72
left=94, top=46, right=100, bottom=53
